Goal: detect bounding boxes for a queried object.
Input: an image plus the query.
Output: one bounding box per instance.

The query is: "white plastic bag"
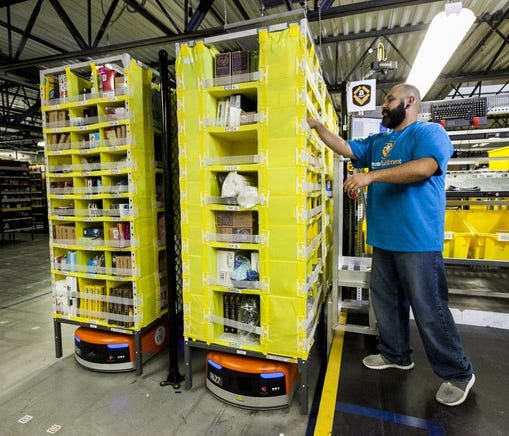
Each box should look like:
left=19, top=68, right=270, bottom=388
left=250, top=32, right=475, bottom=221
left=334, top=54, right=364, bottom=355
left=221, top=171, right=248, bottom=197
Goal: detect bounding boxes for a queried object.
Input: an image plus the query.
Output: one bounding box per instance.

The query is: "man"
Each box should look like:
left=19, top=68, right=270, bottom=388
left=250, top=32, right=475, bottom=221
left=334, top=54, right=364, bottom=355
left=308, top=83, right=474, bottom=406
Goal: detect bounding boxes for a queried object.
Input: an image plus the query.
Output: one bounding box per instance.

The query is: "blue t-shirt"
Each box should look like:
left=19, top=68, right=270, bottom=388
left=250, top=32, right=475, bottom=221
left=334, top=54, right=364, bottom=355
left=348, top=121, right=453, bottom=252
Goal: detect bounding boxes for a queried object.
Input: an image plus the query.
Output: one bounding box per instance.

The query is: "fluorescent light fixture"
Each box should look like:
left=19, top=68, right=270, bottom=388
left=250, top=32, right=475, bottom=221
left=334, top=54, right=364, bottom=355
left=406, top=2, right=475, bottom=99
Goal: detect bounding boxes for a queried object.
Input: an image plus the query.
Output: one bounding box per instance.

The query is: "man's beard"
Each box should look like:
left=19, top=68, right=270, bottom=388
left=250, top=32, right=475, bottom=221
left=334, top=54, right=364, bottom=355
left=381, top=101, right=406, bottom=129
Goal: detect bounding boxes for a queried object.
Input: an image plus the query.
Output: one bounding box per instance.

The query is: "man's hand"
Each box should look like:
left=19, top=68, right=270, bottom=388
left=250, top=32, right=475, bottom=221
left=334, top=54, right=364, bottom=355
left=307, top=118, right=322, bottom=129
left=344, top=173, right=373, bottom=198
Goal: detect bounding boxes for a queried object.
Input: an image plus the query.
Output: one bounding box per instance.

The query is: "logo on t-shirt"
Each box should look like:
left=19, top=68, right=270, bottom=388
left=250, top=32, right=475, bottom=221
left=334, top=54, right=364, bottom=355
left=382, top=141, right=395, bottom=158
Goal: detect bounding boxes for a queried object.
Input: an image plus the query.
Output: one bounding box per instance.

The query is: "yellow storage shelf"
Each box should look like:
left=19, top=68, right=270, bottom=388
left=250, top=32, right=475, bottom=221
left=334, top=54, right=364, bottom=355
left=42, top=54, right=167, bottom=342
left=177, top=21, right=334, bottom=360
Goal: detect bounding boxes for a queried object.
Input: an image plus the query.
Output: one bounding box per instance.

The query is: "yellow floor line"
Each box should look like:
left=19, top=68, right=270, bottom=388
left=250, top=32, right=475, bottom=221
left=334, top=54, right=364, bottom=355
left=313, top=313, right=347, bottom=436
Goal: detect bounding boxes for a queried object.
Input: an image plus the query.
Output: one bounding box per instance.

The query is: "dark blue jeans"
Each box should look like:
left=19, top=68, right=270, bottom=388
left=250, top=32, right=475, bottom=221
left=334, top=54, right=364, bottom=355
left=370, top=247, right=473, bottom=381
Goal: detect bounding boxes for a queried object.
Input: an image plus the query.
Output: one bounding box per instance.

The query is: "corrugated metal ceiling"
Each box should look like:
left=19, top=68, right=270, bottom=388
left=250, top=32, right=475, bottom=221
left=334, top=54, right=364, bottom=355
left=0, top=0, right=508, bottom=150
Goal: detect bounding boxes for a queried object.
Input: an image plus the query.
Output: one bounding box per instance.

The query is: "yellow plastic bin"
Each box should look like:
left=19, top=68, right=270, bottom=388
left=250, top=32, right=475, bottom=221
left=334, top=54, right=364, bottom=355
left=488, top=146, right=509, bottom=171
left=462, top=210, right=509, bottom=260
left=443, top=210, right=475, bottom=259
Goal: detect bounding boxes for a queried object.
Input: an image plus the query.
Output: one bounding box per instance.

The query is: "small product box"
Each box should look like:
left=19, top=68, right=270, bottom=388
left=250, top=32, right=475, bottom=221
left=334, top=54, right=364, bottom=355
left=54, top=224, right=75, bottom=241
left=114, top=254, right=132, bottom=272
left=109, top=223, right=130, bottom=247
left=114, top=76, right=127, bottom=94
left=216, top=211, right=254, bottom=228
left=83, top=227, right=104, bottom=238
left=118, top=203, right=130, bottom=218
left=58, top=74, right=67, bottom=100
left=109, top=227, right=121, bottom=247
left=66, top=276, right=78, bottom=316
left=231, top=50, right=249, bottom=77
left=216, top=250, right=237, bottom=286
left=89, top=131, right=100, bottom=148
left=53, top=279, right=69, bottom=314
left=216, top=211, right=255, bottom=241
left=214, top=52, right=231, bottom=86
left=99, top=67, right=116, bottom=94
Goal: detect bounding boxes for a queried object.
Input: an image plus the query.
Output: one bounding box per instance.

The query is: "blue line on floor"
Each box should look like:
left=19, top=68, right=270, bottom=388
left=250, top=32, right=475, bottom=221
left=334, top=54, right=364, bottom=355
left=336, top=402, right=445, bottom=435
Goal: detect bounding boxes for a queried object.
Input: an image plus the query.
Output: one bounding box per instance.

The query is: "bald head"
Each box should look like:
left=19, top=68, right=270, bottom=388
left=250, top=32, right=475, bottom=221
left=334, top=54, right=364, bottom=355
left=390, top=83, right=422, bottom=112
left=381, top=83, right=421, bottom=130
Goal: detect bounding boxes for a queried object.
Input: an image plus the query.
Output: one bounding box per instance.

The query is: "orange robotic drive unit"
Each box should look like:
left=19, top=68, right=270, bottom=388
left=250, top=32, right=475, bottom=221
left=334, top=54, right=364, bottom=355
left=74, top=322, right=168, bottom=372
left=206, top=351, right=299, bottom=409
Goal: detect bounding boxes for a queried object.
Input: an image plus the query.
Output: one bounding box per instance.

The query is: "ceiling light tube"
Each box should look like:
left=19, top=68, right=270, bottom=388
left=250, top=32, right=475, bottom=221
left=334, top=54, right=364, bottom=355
left=406, top=2, right=475, bottom=99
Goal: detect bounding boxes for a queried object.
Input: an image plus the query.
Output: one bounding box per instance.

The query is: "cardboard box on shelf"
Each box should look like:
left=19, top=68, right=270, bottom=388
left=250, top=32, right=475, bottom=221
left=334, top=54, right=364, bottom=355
left=114, top=254, right=132, bottom=271
left=57, top=110, right=67, bottom=122
left=216, top=211, right=254, bottom=228
left=54, top=224, right=75, bottom=241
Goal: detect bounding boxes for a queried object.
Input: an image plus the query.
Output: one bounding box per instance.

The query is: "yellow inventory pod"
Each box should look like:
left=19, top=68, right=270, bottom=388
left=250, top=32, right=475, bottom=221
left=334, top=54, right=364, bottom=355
left=176, top=21, right=336, bottom=361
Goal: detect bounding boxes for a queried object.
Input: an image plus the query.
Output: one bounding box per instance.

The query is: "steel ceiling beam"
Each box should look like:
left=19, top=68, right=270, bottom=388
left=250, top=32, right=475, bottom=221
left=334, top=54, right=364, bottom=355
left=93, top=0, right=120, bottom=48
left=123, top=0, right=175, bottom=35
left=0, top=19, right=67, bottom=53
left=306, top=0, right=441, bottom=20
left=209, top=4, right=229, bottom=25
left=0, top=26, right=225, bottom=72
left=232, top=0, right=250, bottom=21
left=48, top=0, right=88, bottom=50
left=319, top=0, right=335, bottom=12
left=284, top=0, right=294, bottom=10
left=381, top=35, right=411, bottom=67
left=13, top=0, right=42, bottom=60
left=185, top=0, right=216, bottom=33
left=154, top=0, right=182, bottom=33
left=482, top=7, right=509, bottom=71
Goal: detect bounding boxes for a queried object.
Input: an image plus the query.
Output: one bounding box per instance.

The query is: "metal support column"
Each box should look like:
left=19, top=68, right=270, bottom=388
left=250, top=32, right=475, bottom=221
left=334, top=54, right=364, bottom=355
left=159, top=49, right=184, bottom=389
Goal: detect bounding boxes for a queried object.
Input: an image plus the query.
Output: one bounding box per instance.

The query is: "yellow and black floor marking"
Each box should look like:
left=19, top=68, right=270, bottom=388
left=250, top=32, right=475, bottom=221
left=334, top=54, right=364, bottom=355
left=306, top=318, right=507, bottom=435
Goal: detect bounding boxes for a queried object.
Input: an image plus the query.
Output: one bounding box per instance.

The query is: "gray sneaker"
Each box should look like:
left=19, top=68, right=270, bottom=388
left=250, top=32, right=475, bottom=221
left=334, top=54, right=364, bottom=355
left=435, top=374, right=475, bottom=406
left=362, top=354, right=414, bottom=370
